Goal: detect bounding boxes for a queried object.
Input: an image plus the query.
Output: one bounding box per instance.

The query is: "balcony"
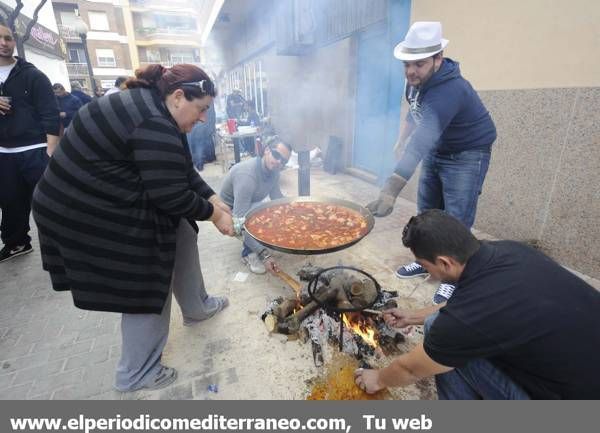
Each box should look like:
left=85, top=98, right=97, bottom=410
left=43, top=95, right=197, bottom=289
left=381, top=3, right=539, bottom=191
left=66, top=63, right=89, bottom=76
left=58, top=24, right=82, bottom=41
left=135, top=27, right=199, bottom=38
left=139, top=61, right=203, bottom=68
left=130, top=0, right=198, bottom=14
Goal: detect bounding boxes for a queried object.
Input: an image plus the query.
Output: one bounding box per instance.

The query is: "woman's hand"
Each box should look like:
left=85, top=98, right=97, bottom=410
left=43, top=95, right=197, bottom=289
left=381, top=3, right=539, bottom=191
left=209, top=206, right=234, bottom=236
left=263, top=257, right=280, bottom=275
left=208, top=194, right=232, bottom=215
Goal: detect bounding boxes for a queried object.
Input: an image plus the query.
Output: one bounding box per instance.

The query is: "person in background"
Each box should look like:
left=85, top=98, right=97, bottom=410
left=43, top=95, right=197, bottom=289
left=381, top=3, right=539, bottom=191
left=105, top=76, right=128, bottom=95
left=0, top=23, right=59, bottom=263
left=186, top=102, right=216, bottom=171
left=69, top=81, right=92, bottom=105
left=32, top=64, right=234, bottom=392
left=355, top=210, right=600, bottom=399
left=94, top=87, right=105, bottom=98
left=53, top=83, right=82, bottom=129
left=238, top=99, right=261, bottom=155
left=225, top=89, right=245, bottom=120
left=219, top=136, right=291, bottom=275
left=366, top=22, right=496, bottom=304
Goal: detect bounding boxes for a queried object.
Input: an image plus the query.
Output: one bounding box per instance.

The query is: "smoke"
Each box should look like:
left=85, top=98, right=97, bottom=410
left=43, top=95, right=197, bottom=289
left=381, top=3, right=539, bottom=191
left=203, top=0, right=401, bottom=180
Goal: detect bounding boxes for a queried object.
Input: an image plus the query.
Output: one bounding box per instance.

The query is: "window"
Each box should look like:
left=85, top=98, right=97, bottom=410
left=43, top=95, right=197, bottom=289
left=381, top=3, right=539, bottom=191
left=60, top=11, right=79, bottom=26
left=96, top=49, right=116, bottom=67
left=170, top=53, right=194, bottom=65
left=68, top=47, right=86, bottom=63
left=88, top=11, right=110, bottom=31
left=146, top=48, right=161, bottom=62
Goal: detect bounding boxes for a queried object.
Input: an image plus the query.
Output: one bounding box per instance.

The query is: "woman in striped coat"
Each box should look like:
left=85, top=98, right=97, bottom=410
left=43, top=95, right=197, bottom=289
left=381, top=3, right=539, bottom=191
left=32, top=64, right=234, bottom=391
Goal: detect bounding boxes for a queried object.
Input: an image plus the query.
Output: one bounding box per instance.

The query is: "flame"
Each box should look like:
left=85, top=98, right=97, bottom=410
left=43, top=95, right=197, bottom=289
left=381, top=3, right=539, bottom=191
left=342, top=313, right=378, bottom=348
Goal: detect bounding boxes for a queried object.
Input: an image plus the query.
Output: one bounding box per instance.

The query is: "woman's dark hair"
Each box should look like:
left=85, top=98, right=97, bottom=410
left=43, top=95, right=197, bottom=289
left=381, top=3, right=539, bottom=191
left=265, top=135, right=292, bottom=152
left=402, top=210, right=479, bottom=264
left=125, top=64, right=217, bottom=101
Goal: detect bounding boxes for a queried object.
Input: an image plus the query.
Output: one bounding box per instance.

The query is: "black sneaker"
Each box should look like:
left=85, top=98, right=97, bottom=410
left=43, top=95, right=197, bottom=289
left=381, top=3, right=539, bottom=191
left=395, top=261, right=428, bottom=279
left=433, top=283, right=456, bottom=304
left=0, top=244, right=33, bottom=263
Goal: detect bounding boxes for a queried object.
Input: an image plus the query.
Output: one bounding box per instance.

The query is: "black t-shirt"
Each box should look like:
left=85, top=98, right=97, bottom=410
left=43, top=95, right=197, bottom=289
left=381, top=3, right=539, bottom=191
left=424, top=241, right=600, bottom=399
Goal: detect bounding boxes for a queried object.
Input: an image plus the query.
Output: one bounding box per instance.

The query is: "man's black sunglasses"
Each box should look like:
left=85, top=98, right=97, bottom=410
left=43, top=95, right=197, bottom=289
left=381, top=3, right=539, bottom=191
left=270, top=148, right=289, bottom=165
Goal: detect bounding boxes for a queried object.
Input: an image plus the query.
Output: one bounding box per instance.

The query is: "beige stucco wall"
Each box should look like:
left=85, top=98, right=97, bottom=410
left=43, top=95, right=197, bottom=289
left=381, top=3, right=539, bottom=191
left=411, top=0, right=600, bottom=90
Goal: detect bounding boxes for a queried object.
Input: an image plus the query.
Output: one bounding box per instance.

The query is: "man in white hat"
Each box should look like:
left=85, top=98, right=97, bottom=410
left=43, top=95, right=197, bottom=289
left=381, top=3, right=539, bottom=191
left=366, top=21, right=497, bottom=304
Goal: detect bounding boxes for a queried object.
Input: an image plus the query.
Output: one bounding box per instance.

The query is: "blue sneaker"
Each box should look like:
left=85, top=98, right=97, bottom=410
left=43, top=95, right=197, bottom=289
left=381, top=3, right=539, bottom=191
left=395, top=261, right=428, bottom=279
left=433, top=283, right=456, bottom=304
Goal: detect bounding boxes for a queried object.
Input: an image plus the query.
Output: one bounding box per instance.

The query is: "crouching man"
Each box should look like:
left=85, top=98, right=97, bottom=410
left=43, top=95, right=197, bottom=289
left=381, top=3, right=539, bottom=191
left=219, top=136, right=292, bottom=274
left=355, top=210, right=600, bottom=399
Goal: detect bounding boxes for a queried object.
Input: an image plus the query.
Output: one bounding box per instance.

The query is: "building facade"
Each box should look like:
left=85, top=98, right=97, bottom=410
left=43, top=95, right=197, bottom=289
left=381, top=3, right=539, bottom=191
left=53, top=0, right=133, bottom=92
left=128, top=0, right=204, bottom=69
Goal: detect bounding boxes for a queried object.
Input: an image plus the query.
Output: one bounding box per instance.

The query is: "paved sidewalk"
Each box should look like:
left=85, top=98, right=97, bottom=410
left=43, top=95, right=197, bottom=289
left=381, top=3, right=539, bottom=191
left=1, top=162, right=598, bottom=400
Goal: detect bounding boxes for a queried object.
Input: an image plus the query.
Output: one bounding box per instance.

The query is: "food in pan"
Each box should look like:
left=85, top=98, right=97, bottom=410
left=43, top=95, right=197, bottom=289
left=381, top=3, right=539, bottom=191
left=245, top=202, right=369, bottom=250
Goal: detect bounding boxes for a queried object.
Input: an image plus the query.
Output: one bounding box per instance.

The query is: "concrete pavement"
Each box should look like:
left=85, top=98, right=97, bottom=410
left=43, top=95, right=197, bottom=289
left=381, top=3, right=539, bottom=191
left=1, top=161, right=598, bottom=400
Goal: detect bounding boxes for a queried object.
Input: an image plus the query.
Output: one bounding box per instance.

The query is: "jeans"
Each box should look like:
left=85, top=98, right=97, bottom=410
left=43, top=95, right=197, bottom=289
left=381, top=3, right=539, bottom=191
left=417, top=149, right=491, bottom=229
left=423, top=312, right=530, bottom=400
left=0, top=147, right=49, bottom=248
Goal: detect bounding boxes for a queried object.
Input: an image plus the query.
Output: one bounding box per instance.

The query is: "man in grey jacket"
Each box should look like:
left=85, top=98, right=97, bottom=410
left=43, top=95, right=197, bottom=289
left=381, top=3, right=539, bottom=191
left=220, top=137, right=291, bottom=274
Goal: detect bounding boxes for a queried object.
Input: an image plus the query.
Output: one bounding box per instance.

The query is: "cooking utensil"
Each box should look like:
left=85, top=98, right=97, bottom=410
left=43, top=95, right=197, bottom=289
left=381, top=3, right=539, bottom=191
left=243, top=196, right=375, bottom=255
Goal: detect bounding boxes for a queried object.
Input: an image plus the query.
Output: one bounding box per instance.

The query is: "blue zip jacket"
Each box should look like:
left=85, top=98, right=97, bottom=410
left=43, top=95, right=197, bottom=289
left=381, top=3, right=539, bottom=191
left=394, top=58, right=496, bottom=180
left=56, top=93, right=82, bottom=128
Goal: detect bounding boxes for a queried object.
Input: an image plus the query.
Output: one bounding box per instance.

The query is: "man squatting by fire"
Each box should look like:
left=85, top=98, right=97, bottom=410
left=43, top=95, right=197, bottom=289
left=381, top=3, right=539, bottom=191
left=354, top=210, right=600, bottom=399
left=219, top=136, right=292, bottom=275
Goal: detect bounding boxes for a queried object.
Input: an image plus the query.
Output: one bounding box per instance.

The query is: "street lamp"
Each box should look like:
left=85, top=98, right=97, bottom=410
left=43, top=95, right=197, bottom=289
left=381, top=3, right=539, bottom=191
left=72, top=19, right=97, bottom=95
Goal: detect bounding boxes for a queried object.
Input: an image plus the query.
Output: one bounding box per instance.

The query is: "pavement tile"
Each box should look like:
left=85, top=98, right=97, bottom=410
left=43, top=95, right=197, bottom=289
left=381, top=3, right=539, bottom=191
left=158, top=381, right=194, bottom=400
left=64, top=348, right=110, bottom=372
left=0, top=343, right=33, bottom=361
left=0, top=382, right=33, bottom=400
left=47, top=340, right=94, bottom=361
left=0, top=351, right=52, bottom=375
left=0, top=372, right=15, bottom=389
left=28, top=368, right=85, bottom=397
left=12, top=359, right=65, bottom=387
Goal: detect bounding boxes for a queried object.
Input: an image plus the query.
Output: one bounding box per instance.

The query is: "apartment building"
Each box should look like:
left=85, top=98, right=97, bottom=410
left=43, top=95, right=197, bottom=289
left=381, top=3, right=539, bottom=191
left=52, top=0, right=134, bottom=92
left=128, top=0, right=205, bottom=68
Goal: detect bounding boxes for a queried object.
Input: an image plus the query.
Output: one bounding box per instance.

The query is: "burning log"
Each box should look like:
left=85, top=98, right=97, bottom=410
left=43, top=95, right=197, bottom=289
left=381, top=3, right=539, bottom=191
left=274, top=269, right=302, bottom=297
left=272, top=299, right=300, bottom=319
left=264, top=285, right=339, bottom=334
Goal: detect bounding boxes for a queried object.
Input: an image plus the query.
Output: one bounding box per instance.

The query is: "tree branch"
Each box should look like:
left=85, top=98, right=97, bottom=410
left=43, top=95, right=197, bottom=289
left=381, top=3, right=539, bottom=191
left=22, top=0, right=49, bottom=44
left=7, top=0, right=24, bottom=32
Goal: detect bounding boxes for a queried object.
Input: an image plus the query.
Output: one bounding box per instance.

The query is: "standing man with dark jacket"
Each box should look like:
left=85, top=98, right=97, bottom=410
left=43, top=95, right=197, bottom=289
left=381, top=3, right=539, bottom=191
left=0, top=24, right=60, bottom=262
left=69, top=81, right=92, bottom=106
left=366, top=22, right=496, bottom=303
left=53, top=83, right=82, bottom=129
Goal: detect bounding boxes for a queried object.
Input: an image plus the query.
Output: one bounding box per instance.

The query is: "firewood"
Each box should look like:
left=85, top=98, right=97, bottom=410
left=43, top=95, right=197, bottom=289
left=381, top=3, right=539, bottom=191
left=275, top=269, right=303, bottom=296
left=264, top=285, right=339, bottom=335
left=272, top=299, right=300, bottom=319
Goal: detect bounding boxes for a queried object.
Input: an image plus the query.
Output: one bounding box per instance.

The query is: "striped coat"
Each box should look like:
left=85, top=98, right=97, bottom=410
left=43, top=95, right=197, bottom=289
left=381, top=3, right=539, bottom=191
left=32, top=88, right=215, bottom=314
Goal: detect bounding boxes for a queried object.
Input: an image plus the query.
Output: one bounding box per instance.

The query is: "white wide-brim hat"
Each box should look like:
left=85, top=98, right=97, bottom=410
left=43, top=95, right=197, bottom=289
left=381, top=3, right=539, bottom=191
left=394, top=21, right=449, bottom=61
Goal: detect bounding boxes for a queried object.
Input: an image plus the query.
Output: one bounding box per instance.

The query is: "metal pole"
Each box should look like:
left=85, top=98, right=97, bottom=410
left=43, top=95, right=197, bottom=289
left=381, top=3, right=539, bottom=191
left=258, top=60, right=264, bottom=115
left=252, top=61, right=258, bottom=110
left=243, top=65, right=247, bottom=99
left=80, top=33, right=97, bottom=95
left=298, top=150, right=310, bottom=196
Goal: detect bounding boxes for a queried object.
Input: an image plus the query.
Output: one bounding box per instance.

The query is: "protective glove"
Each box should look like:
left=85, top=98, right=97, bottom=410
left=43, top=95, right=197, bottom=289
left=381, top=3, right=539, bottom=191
left=232, top=216, right=245, bottom=237
left=366, top=174, right=407, bottom=217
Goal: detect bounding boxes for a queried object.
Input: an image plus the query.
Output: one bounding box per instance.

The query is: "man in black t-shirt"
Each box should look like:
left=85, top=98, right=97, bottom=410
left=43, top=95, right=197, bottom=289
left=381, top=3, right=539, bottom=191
left=354, top=210, right=600, bottom=399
